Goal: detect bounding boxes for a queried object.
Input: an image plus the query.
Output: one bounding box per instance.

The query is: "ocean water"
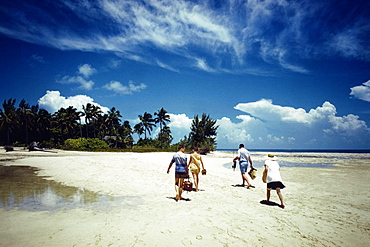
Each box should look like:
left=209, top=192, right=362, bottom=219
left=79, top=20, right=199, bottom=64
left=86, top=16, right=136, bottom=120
left=217, top=149, right=370, bottom=168
left=217, top=149, right=370, bottom=154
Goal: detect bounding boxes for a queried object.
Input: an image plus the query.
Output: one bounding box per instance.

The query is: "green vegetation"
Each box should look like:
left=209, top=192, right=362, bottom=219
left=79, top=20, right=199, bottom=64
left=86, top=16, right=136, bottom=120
left=0, top=98, right=219, bottom=153
left=178, top=114, right=219, bottom=153
left=64, top=138, right=109, bottom=151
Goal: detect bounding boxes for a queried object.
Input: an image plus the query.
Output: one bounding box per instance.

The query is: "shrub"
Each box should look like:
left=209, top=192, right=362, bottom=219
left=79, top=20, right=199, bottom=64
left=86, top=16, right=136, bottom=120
left=63, top=138, right=109, bottom=151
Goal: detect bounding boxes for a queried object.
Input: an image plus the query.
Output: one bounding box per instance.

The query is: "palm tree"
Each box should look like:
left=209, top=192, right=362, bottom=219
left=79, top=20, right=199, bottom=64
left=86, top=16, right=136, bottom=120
left=17, top=99, right=34, bottom=145
left=134, top=122, right=144, bottom=139
left=105, top=107, right=122, bottom=147
left=189, top=113, right=219, bottom=151
left=52, top=106, right=80, bottom=142
left=157, top=125, right=173, bottom=148
left=91, top=104, right=103, bottom=138
left=154, top=107, right=170, bottom=132
left=138, top=112, right=156, bottom=139
left=35, top=109, right=51, bottom=141
left=0, top=98, right=19, bottom=145
left=96, top=113, right=108, bottom=139
left=119, top=120, right=134, bottom=148
left=82, top=103, right=93, bottom=138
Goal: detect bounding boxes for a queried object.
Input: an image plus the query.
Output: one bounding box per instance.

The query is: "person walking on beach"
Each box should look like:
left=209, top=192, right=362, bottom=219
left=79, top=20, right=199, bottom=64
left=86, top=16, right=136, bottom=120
left=263, top=154, right=285, bottom=209
left=233, top=144, right=255, bottom=189
left=188, top=147, right=205, bottom=192
left=167, top=145, right=188, bottom=201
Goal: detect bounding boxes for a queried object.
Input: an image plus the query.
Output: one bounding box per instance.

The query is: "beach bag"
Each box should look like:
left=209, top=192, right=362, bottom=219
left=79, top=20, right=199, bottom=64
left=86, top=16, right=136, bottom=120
left=183, top=178, right=193, bottom=192
left=248, top=167, right=257, bottom=180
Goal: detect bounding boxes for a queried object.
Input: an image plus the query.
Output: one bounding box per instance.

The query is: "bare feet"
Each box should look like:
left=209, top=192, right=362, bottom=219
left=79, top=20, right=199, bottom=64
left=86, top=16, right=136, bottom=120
left=246, top=185, right=255, bottom=189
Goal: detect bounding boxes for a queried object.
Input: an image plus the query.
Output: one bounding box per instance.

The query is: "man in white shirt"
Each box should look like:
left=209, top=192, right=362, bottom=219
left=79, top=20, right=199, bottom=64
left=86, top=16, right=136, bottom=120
left=233, top=144, right=255, bottom=189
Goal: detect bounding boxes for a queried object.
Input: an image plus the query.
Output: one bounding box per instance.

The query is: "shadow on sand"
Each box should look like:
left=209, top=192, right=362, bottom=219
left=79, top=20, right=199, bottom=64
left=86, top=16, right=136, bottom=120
left=260, top=200, right=284, bottom=209
left=167, top=197, right=191, bottom=202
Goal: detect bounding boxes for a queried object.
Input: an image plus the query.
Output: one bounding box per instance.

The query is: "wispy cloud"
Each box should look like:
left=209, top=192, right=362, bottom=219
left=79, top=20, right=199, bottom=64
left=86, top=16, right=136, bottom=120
left=0, top=0, right=368, bottom=74
left=103, top=80, right=147, bottom=95
left=31, top=54, right=46, bottom=64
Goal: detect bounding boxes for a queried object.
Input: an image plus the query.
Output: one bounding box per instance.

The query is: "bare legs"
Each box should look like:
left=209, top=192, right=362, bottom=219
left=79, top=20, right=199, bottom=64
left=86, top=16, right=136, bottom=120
left=276, top=188, right=284, bottom=208
left=175, top=178, right=184, bottom=201
left=267, top=188, right=284, bottom=208
left=241, top=173, right=254, bottom=188
left=191, top=172, right=199, bottom=192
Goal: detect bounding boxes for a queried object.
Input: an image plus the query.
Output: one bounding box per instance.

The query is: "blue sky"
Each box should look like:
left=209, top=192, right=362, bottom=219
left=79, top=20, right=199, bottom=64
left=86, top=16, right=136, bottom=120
left=0, top=0, right=369, bottom=149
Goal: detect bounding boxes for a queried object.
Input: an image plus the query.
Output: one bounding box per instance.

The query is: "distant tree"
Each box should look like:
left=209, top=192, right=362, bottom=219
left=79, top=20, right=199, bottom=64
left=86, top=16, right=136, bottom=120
left=156, top=125, right=173, bottom=148
left=35, top=109, right=51, bottom=141
left=0, top=98, right=18, bottom=145
left=189, top=113, right=219, bottom=152
left=91, top=104, right=103, bottom=138
left=134, top=122, right=145, bottom=139
left=16, top=99, right=34, bottom=145
left=119, top=120, right=134, bottom=148
left=138, top=112, right=156, bottom=139
left=105, top=107, right=122, bottom=147
left=82, top=103, right=93, bottom=138
left=83, top=103, right=103, bottom=138
left=51, top=106, right=81, bottom=143
left=154, top=107, right=170, bottom=131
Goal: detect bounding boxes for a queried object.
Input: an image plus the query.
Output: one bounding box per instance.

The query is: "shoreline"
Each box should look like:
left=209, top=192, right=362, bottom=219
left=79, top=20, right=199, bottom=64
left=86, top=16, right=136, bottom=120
left=0, top=149, right=369, bottom=246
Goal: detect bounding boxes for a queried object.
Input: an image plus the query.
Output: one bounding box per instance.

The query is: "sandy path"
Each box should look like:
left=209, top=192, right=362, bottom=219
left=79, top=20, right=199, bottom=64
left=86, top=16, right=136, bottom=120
left=0, top=150, right=369, bottom=246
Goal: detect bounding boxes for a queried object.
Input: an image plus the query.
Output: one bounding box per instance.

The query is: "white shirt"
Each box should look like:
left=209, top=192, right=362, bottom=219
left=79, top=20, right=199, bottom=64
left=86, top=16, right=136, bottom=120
left=264, top=159, right=283, bottom=183
left=238, top=147, right=250, bottom=163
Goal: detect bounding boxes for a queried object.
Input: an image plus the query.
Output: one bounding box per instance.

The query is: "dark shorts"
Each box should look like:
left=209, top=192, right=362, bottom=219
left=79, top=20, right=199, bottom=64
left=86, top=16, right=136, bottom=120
left=267, top=181, right=285, bottom=190
left=175, top=171, right=188, bottom=179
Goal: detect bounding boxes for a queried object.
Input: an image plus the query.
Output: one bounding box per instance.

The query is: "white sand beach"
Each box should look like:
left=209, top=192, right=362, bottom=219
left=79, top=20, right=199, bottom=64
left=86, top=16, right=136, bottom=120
left=0, top=149, right=369, bottom=246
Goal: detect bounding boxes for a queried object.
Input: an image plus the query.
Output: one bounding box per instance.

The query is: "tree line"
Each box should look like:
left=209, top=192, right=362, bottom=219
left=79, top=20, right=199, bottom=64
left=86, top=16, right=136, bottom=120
left=0, top=98, right=218, bottom=152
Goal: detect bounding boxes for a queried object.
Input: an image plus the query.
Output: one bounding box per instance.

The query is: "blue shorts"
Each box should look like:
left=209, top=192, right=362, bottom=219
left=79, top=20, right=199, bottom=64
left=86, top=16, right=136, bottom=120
left=239, top=161, right=249, bottom=174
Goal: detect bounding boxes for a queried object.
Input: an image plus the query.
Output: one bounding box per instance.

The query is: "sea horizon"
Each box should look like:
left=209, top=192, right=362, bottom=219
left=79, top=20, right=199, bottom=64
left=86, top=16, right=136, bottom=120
left=216, top=148, right=370, bottom=154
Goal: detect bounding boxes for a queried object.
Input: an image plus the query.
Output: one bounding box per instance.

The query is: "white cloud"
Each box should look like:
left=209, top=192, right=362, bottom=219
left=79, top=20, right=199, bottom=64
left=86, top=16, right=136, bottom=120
left=57, top=64, right=97, bottom=90
left=58, top=76, right=95, bottom=90
left=38, top=90, right=109, bottom=114
left=168, top=114, right=192, bottom=129
left=103, top=80, right=147, bottom=95
left=328, top=114, right=369, bottom=133
left=350, top=80, right=370, bottom=102
left=234, top=99, right=338, bottom=124
left=167, top=113, right=193, bottom=142
left=215, top=99, right=370, bottom=149
left=78, top=64, right=96, bottom=78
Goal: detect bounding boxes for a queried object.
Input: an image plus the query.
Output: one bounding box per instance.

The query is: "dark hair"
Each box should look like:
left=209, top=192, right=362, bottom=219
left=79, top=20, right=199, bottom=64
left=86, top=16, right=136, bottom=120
left=193, top=147, right=199, bottom=152
left=239, top=144, right=244, bottom=148
left=178, top=144, right=185, bottom=150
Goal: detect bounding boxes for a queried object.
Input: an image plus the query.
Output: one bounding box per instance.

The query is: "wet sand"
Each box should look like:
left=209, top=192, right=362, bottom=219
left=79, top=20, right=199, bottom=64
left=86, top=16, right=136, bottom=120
left=0, top=149, right=369, bottom=246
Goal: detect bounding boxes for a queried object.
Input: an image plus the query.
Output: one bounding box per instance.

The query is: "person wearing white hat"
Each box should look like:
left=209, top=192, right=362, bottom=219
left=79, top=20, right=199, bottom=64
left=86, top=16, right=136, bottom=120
left=263, top=154, right=285, bottom=208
